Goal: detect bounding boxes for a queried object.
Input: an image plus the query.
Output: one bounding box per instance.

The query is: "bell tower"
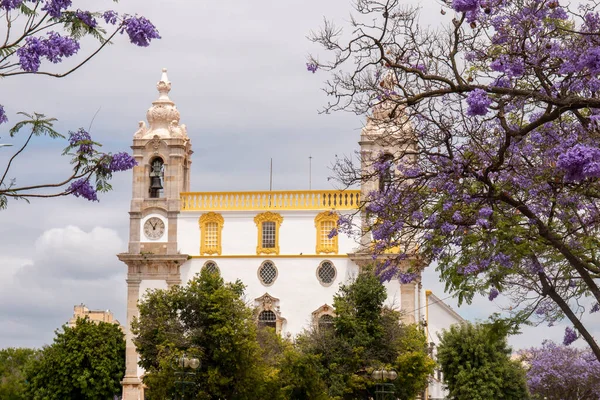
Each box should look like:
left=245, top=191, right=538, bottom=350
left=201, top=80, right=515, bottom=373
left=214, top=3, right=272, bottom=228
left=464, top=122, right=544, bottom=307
left=354, top=71, right=422, bottom=324
left=118, top=68, right=192, bottom=400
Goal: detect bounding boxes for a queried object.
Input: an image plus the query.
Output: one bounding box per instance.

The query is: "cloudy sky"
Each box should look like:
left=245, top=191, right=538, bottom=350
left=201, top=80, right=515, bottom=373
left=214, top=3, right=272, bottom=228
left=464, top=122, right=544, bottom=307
left=0, top=0, right=595, bottom=351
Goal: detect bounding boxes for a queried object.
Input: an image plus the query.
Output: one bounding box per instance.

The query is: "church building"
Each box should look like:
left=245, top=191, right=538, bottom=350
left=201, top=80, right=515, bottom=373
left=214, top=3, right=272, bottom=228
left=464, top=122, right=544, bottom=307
left=118, top=69, right=427, bottom=399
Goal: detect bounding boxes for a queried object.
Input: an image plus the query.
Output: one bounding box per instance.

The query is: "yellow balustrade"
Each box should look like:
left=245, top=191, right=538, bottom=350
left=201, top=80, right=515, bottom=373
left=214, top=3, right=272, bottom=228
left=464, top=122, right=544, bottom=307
left=181, top=190, right=361, bottom=211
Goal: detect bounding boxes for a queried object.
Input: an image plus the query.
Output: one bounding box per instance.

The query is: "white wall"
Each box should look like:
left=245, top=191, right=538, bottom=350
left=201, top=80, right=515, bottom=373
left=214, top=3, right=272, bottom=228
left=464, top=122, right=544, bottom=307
left=180, top=257, right=360, bottom=335
left=177, top=210, right=360, bottom=256
left=425, top=293, right=465, bottom=400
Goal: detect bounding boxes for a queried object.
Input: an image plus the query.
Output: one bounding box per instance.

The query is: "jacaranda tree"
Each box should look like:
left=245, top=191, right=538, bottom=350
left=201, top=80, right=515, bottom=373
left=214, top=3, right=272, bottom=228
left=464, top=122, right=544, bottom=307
left=310, top=0, right=600, bottom=360
left=0, top=0, right=160, bottom=209
left=522, top=341, right=600, bottom=400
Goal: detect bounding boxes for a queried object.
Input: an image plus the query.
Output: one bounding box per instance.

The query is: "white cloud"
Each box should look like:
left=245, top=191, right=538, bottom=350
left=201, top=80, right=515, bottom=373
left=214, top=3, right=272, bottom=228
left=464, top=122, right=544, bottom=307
left=0, top=226, right=126, bottom=348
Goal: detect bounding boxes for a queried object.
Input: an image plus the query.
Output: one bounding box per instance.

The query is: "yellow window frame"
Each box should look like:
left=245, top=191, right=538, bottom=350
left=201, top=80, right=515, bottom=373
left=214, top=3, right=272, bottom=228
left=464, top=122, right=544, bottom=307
left=199, top=212, right=224, bottom=255
left=254, top=212, right=283, bottom=255
left=315, top=211, right=339, bottom=254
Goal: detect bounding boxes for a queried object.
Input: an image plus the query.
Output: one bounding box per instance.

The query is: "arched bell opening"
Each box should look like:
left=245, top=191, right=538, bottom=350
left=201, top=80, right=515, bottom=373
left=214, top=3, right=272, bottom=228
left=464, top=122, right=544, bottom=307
left=149, top=157, right=164, bottom=198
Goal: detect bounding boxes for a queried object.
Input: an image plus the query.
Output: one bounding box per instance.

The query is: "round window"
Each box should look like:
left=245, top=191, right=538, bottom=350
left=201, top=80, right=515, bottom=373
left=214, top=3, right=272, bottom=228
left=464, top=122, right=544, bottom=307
left=258, top=261, right=278, bottom=286
left=202, top=261, right=219, bottom=274
left=317, top=261, right=336, bottom=286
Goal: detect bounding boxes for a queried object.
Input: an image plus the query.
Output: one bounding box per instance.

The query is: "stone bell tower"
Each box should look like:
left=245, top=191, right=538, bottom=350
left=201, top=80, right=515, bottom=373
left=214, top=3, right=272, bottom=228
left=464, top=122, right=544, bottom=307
left=118, top=69, right=192, bottom=400
left=354, top=72, right=423, bottom=324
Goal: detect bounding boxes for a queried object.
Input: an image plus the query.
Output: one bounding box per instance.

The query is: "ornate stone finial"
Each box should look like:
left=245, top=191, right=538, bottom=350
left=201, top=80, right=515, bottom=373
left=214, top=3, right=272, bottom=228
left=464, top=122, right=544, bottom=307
left=156, top=68, right=172, bottom=102
left=134, top=68, right=188, bottom=139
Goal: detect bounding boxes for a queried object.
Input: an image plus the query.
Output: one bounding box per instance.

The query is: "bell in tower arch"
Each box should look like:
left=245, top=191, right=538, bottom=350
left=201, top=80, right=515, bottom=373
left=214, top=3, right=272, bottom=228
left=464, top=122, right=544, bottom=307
left=149, top=158, right=164, bottom=198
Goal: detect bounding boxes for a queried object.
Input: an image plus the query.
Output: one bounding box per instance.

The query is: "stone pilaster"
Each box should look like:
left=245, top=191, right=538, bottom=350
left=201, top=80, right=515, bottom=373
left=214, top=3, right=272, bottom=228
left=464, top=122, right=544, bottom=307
left=401, top=282, right=416, bottom=324
left=121, top=277, right=141, bottom=400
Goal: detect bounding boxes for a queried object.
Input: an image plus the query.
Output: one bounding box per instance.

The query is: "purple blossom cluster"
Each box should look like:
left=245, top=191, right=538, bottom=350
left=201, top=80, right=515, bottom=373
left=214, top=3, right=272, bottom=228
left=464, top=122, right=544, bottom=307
left=41, top=0, right=72, bottom=18
left=75, top=10, right=97, bottom=28
left=68, top=128, right=93, bottom=154
left=465, top=89, right=492, bottom=116
left=17, top=31, right=79, bottom=72
left=524, top=341, right=600, bottom=399
left=563, top=327, right=578, bottom=346
left=109, top=152, right=137, bottom=172
left=488, top=288, right=499, bottom=301
left=306, top=63, right=318, bottom=73
left=0, top=105, right=7, bottom=125
left=0, top=0, right=23, bottom=11
left=103, top=10, right=118, bottom=25
left=121, top=16, right=160, bottom=47
left=68, top=178, right=98, bottom=202
left=557, top=144, right=600, bottom=182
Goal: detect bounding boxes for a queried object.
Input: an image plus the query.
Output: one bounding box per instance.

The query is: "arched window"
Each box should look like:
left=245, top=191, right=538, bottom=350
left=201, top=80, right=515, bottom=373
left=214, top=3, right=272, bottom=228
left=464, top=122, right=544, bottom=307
left=378, top=153, right=394, bottom=192
left=199, top=213, right=224, bottom=255
left=149, top=157, right=164, bottom=198
left=202, top=260, right=219, bottom=275
left=255, top=293, right=285, bottom=334
left=254, top=212, right=283, bottom=255
left=314, top=211, right=339, bottom=254
left=258, top=310, right=277, bottom=329
left=318, top=314, right=335, bottom=331
left=311, top=304, right=335, bottom=332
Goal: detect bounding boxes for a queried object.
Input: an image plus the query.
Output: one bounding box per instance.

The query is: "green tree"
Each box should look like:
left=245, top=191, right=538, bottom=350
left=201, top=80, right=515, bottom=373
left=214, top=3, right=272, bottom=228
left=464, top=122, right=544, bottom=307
left=25, top=318, right=125, bottom=400
left=0, top=347, right=38, bottom=400
left=437, top=322, right=529, bottom=400
left=281, top=270, right=434, bottom=400
left=132, top=269, right=270, bottom=399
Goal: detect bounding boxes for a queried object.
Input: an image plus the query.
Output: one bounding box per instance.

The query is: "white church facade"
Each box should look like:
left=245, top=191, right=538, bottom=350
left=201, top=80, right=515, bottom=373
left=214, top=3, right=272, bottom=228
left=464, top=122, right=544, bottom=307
left=118, top=69, right=456, bottom=400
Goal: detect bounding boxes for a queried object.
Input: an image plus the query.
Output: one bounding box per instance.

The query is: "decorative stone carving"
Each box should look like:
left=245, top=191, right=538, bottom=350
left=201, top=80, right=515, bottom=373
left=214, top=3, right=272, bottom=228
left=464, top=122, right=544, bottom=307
left=254, top=292, right=286, bottom=334
left=134, top=68, right=188, bottom=140
left=133, top=121, right=147, bottom=139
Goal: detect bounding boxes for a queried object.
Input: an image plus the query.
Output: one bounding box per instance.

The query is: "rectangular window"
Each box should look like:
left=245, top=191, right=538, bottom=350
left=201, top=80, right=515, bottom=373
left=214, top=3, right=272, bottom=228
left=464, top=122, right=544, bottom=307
left=320, top=221, right=335, bottom=249
left=205, top=222, right=218, bottom=250
left=262, top=222, right=276, bottom=248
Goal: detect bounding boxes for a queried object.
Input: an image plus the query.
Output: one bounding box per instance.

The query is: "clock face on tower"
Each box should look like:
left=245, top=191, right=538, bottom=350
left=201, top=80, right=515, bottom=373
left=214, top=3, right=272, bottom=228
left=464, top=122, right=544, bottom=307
left=143, top=217, right=165, bottom=240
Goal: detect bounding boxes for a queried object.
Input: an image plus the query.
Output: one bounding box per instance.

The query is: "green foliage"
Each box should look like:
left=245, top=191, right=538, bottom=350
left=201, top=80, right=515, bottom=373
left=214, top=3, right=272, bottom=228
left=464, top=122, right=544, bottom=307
left=25, top=318, right=125, bottom=400
left=281, top=269, right=434, bottom=400
left=0, top=347, right=38, bottom=400
left=437, top=321, right=529, bottom=400
left=133, top=269, right=269, bottom=399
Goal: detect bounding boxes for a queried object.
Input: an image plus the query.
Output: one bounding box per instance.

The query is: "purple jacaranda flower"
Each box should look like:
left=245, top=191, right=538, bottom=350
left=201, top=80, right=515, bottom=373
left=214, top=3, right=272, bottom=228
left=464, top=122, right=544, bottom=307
left=68, top=128, right=93, bottom=154
left=399, top=272, right=418, bottom=284
left=121, top=16, right=160, bottom=47
left=306, top=63, right=318, bottom=73
left=75, top=10, right=97, bottom=28
left=466, top=89, right=492, bottom=116
left=0, top=0, right=23, bottom=10
left=68, top=178, right=98, bottom=202
left=452, top=210, right=462, bottom=222
left=557, top=144, right=600, bottom=182
left=0, top=105, right=7, bottom=125
left=440, top=222, right=455, bottom=234
left=109, top=152, right=137, bottom=172
left=479, top=206, right=493, bottom=218
left=591, top=303, right=600, bottom=314
left=103, top=10, right=118, bottom=25
left=488, top=288, right=499, bottom=301
left=452, top=0, right=479, bottom=13
left=41, top=0, right=72, bottom=18
left=328, top=227, right=338, bottom=239
left=563, top=327, right=578, bottom=346
left=412, top=211, right=424, bottom=220
left=17, top=32, right=80, bottom=72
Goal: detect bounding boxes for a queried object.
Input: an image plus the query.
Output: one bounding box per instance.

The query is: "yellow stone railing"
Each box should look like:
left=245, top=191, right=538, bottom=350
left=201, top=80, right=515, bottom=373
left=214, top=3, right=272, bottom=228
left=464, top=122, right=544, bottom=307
left=181, top=190, right=361, bottom=211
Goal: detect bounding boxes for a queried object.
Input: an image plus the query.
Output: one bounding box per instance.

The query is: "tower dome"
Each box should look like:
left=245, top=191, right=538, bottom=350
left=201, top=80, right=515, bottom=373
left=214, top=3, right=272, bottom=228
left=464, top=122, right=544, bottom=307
left=134, top=68, right=187, bottom=139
